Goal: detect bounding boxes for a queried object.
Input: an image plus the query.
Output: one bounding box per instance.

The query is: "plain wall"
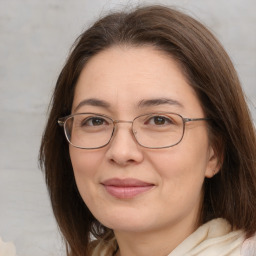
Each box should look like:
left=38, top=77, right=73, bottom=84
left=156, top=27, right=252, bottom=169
left=0, top=0, right=255, bottom=255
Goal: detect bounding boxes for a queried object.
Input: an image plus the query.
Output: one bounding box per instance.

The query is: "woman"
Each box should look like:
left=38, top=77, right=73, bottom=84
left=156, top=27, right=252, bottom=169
left=39, top=5, right=256, bottom=256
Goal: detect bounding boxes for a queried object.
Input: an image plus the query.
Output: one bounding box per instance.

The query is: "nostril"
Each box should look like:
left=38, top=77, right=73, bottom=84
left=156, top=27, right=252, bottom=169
left=109, top=158, right=135, bottom=166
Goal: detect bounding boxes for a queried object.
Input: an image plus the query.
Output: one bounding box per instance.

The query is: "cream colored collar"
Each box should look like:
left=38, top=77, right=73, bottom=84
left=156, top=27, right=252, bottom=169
left=168, top=218, right=245, bottom=256
left=92, top=218, right=254, bottom=256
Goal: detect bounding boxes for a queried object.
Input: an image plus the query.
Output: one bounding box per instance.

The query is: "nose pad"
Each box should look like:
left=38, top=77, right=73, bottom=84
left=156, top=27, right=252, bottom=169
left=132, top=129, right=138, bottom=141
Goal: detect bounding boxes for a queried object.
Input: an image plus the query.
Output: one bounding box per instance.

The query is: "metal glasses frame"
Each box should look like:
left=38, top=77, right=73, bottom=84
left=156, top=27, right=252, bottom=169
left=58, top=112, right=209, bottom=149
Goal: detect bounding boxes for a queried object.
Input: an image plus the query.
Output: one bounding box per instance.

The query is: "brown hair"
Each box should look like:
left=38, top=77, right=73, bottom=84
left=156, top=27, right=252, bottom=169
left=39, top=5, right=256, bottom=256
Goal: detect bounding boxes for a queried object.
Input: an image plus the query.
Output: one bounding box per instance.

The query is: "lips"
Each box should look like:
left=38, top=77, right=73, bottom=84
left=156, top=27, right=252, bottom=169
left=101, top=178, right=155, bottom=199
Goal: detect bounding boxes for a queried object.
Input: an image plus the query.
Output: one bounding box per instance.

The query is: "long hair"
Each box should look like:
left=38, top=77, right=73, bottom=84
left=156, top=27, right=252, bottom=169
left=39, top=5, right=256, bottom=255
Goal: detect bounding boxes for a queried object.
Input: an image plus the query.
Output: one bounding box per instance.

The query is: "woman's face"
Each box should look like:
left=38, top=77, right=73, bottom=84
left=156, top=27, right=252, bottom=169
left=69, top=46, right=218, bottom=236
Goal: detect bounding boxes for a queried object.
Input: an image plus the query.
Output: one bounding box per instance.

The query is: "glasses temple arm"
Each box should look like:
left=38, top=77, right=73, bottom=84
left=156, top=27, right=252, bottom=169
left=57, top=119, right=65, bottom=127
left=184, top=117, right=210, bottom=122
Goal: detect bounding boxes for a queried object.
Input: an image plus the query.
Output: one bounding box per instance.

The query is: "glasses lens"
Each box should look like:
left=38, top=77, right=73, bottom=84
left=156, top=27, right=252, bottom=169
left=64, top=114, right=114, bottom=149
left=133, top=113, right=184, bottom=148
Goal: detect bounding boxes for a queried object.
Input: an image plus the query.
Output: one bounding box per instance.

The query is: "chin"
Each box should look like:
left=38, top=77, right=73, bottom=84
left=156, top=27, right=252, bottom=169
left=94, top=207, right=159, bottom=233
left=105, top=220, right=151, bottom=233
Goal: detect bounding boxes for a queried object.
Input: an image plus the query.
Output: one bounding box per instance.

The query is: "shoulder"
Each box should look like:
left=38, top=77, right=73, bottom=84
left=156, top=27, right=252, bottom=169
left=241, top=234, right=256, bottom=256
left=0, top=237, right=16, bottom=256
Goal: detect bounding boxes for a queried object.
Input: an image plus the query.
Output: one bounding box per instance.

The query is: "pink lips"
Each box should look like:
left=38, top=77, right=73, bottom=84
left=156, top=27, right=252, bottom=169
left=101, top=178, right=154, bottom=199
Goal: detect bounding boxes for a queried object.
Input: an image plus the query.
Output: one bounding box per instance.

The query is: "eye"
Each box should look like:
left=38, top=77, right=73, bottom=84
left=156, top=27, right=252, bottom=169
left=81, top=116, right=109, bottom=127
left=146, top=115, right=173, bottom=126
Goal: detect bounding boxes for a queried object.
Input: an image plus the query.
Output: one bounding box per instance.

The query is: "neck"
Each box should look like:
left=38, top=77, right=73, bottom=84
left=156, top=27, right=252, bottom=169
left=114, top=217, right=199, bottom=256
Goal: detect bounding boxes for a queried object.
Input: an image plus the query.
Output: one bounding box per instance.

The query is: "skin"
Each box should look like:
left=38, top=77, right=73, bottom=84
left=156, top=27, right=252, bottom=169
left=69, top=45, right=219, bottom=256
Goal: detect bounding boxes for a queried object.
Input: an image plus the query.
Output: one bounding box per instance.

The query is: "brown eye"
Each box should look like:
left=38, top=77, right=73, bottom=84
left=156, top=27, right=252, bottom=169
left=154, top=116, right=167, bottom=125
left=82, top=117, right=108, bottom=126
left=146, top=116, right=173, bottom=126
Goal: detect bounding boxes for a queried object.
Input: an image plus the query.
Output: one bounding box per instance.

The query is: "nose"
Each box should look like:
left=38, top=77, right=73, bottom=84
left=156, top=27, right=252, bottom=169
left=105, top=122, right=144, bottom=166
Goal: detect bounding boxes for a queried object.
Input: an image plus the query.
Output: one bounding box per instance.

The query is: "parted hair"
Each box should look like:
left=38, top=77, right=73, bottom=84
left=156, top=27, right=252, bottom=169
left=39, top=5, right=256, bottom=256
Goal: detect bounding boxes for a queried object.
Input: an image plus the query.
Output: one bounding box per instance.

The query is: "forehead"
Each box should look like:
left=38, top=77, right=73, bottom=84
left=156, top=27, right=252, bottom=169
left=72, top=46, right=203, bottom=116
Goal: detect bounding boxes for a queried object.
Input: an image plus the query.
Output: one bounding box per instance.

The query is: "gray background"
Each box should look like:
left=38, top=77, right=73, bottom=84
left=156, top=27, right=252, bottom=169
left=0, top=0, right=255, bottom=255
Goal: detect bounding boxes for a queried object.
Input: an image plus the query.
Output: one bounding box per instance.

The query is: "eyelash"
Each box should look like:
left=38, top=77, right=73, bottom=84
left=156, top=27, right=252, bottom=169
left=144, top=116, right=174, bottom=126
left=81, top=117, right=109, bottom=126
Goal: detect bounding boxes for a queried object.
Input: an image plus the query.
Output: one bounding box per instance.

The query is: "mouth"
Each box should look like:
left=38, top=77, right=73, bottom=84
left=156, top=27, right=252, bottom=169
left=101, top=178, right=155, bottom=199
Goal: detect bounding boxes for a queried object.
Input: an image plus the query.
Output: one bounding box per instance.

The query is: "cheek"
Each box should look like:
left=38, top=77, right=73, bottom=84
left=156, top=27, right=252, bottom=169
left=69, top=147, right=105, bottom=198
left=147, top=146, right=208, bottom=180
left=146, top=130, right=210, bottom=196
left=69, top=147, right=103, bottom=176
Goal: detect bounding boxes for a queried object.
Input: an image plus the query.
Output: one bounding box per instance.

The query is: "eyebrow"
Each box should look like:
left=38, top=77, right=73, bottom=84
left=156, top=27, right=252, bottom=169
left=138, top=98, right=184, bottom=108
left=74, top=98, right=110, bottom=112
left=74, top=97, right=183, bottom=112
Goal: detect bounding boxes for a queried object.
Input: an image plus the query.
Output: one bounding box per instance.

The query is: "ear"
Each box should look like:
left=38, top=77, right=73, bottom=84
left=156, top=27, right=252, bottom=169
left=205, top=146, right=222, bottom=178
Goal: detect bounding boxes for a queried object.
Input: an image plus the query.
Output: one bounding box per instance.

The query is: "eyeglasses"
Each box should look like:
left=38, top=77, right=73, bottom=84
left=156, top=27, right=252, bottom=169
left=58, top=112, right=209, bottom=149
